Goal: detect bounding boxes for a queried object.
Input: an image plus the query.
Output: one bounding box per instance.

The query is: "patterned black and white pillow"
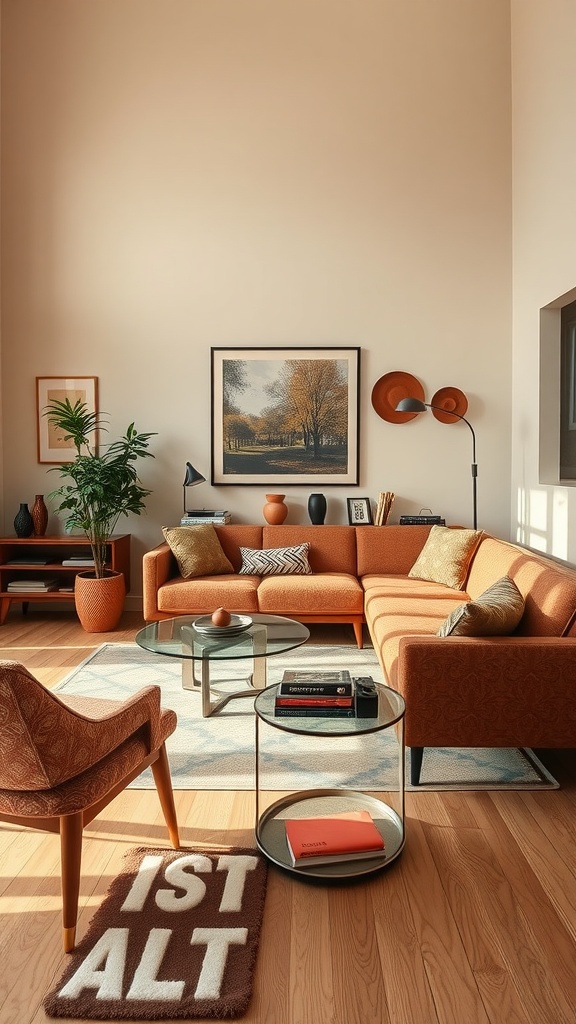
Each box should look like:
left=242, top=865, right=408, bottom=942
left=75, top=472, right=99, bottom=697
left=238, top=543, right=312, bottom=576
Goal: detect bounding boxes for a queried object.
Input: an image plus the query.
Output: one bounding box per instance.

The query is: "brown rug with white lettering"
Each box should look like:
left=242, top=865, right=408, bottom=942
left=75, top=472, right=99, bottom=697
left=44, top=847, right=268, bottom=1020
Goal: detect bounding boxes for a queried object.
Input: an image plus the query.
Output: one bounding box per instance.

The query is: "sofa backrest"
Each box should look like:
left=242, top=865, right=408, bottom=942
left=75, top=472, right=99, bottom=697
left=355, top=525, right=434, bottom=576
left=467, top=535, right=576, bottom=636
left=213, top=525, right=263, bottom=572
left=262, top=525, right=358, bottom=575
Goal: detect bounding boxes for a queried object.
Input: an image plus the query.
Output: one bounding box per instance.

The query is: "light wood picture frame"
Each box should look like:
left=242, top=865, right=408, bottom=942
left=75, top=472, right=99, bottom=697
left=211, top=347, right=360, bottom=485
left=36, top=376, right=98, bottom=463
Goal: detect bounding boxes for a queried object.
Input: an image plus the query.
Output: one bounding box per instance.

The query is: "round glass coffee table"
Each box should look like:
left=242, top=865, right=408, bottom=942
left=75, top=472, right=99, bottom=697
left=135, top=613, right=310, bottom=717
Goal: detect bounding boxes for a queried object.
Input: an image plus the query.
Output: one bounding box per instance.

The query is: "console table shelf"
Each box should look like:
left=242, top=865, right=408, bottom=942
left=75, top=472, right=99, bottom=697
left=0, top=535, right=131, bottom=624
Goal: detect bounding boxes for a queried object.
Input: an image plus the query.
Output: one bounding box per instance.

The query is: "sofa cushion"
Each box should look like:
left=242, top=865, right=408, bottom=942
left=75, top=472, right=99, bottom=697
left=239, top=544, right=312, bottom=576
left=408, top=525, right=483, bottom=590
left=364, top=590, right=467, bottom=687
left=157, top=575, right=260, bottom=615
left=436, top=576, right=525, bottom=637
left=162, top=525, right=234, bottom=579
left=356, top=524, right=437, bottom=576
left=262, top=525, right=358, bottom=575
left=257, top=572, right=364, bottom=614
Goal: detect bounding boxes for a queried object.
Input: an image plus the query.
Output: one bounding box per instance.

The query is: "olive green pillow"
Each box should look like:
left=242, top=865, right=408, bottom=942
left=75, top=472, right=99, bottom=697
left=437, top=576, right=525, bottom=637
left=408, top=525, right=483, bottom=590
left=162, top=524, right=234, bottom=579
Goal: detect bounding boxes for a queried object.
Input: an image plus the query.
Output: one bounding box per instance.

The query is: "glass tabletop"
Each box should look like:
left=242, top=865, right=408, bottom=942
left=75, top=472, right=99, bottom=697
left=254, top=682, right=405, bottom=737
left=135, top=613, right=310, bottom=662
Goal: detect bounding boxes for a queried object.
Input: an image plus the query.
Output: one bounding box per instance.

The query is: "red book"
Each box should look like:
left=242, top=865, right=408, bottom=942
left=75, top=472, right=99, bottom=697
left=275, top=696, right=354, bottom=708
left=284, top=810, right=385, bottom=867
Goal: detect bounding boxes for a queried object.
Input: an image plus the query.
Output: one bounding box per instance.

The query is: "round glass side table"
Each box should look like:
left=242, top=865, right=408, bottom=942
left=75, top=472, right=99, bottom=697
left=253, top=682, right=406, bottom=879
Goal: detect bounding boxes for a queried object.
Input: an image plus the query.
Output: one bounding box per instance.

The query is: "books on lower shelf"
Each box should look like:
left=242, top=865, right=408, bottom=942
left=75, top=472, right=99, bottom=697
left=285, top=810, right=385, bottom=867
left=7, top=579, right=58, bottom=592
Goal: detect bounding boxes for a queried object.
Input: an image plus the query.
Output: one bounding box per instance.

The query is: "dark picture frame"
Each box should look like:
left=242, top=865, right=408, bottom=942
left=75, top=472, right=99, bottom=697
left=211, top=347, right=360, bottom=485
left=347, top=497, right=373, bottom=525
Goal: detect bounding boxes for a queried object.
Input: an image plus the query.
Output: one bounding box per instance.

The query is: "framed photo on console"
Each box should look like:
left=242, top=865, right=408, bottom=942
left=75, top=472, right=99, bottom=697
left=347, top=497, right=373, bottom=525
left=211, top=346, right=360, bottom=485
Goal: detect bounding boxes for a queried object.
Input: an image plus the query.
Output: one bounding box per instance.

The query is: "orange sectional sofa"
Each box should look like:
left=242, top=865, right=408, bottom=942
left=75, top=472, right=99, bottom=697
left=143, top=524, right=576, bottom=783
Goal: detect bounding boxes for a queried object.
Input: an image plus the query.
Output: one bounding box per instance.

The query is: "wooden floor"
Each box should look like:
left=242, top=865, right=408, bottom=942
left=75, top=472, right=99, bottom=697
left=1, top=609, right=576, bottom=1024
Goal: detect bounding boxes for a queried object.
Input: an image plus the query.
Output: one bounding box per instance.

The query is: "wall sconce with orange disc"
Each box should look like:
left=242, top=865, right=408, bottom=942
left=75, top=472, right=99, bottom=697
left=371, top=371, right=426, bottom=423
left=430, top=386, right=468, bottom=424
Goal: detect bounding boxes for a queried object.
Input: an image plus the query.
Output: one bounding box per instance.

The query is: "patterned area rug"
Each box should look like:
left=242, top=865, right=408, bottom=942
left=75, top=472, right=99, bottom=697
left=55, top=643, right=558, bottom=791
left=44, top=847, right=267, bottom=1020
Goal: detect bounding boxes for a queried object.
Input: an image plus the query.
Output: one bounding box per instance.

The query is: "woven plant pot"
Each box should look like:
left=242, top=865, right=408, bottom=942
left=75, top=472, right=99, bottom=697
left=74, top=570, right=126, bottom=633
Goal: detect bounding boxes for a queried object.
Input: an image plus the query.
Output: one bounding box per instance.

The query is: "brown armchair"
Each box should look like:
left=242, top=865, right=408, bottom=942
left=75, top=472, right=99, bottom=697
left=0, top=659, right=180, bottom=952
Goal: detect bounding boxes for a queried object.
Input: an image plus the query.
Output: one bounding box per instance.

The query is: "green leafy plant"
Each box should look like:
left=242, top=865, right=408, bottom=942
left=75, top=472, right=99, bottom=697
left=45, top=398, right=156, bottom=578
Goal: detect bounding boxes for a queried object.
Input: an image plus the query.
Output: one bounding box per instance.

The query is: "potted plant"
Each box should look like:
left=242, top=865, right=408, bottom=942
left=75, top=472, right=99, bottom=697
left=45, top=397, right=156, bottom=632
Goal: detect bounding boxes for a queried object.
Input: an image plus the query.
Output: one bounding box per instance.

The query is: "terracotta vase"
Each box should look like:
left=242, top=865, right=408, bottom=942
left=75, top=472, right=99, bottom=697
left=74, top=570, right=126, bottom=632
left=263, top=493, right=288, bottom=525
left=31, top=494, right=49, bottom=536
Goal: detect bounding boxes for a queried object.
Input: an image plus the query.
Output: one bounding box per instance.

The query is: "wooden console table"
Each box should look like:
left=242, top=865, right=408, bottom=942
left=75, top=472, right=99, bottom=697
left=0, top=535, right=131, bottom=624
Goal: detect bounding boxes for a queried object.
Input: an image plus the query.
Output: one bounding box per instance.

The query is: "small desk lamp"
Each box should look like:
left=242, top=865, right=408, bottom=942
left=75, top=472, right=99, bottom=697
left=183, top=462, right=206, bottom=514
left=395, top=397, right=478, bottom=530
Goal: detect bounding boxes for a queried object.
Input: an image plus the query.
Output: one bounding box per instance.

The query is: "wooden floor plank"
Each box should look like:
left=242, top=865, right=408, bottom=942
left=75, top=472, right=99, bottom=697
left=423, top=819, right=576, bottom=1024
left=402, top=815, right=493, bottom=1024
left=372, top=864, right=440, bottom=1023
left=0, top=610, right=575, bottom=1024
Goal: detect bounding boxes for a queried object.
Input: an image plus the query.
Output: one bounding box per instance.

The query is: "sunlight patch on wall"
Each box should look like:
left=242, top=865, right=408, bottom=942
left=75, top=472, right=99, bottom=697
left=516, top=485, right=569, bottom=558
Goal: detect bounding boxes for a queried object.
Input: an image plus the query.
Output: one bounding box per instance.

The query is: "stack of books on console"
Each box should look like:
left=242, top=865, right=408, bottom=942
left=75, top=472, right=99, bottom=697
left=181, top=510, right=231, bottom=525
left=7, top=579, right=58, bottom=592
left=61, top=556, right=95, bottom=567
left=285, top=809, right=385, bottom=867
left=274, top=670, right=356, bottom=718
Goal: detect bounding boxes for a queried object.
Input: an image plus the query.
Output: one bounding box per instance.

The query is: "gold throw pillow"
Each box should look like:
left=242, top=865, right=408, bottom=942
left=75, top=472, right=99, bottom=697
left=162, top=524, right=234, bottom=579
left=408, top=525, right=483, bottom=590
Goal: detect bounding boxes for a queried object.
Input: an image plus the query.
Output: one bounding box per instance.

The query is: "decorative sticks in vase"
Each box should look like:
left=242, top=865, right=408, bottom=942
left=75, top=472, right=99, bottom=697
left=374, top=492, right=395, bottom=526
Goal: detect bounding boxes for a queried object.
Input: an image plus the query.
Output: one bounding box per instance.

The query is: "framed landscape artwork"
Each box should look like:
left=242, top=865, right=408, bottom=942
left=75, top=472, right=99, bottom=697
left=36, top=376, right=98, bottom=463
left=211, top=347, right=360, bottom=485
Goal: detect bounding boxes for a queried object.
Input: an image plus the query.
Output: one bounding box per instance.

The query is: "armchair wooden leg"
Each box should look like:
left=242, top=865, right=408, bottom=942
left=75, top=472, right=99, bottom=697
left=60, top=811, right=83, bottom=953
left=151, top=742, right=180, bottom=849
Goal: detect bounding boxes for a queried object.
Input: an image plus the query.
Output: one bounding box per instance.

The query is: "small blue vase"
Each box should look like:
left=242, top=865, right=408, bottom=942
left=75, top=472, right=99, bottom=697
left=14, top=503, right=34, bottom=538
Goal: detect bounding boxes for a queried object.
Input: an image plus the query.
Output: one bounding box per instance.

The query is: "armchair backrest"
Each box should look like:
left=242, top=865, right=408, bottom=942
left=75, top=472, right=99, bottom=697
left=0, top=660, right=81, bottom=790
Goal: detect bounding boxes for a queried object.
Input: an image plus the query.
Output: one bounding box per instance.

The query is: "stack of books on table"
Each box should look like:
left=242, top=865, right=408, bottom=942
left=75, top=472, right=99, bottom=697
left=285, top=809, right=385, bottom=867
left=7, top=579, right=58, bottom=592
left=181, top=511, right=231, bottom=525
left=274, top=670, right=356, bottom=718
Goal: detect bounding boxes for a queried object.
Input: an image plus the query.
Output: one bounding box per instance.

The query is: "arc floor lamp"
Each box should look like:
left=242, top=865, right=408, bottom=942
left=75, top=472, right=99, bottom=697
left=395, top=398, right=478, bottom=530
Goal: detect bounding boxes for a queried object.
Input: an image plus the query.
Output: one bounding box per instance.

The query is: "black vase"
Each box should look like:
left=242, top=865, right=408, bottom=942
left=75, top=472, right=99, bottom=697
left=308, top=492, right=327, bottom=525
left=14, top=503, right=34, bottom=538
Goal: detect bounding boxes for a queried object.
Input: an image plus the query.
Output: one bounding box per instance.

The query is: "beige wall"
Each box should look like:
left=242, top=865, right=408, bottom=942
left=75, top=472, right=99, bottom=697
left=511, top=1, right=576, bottom=562
left=0, top=0, right=512, bottom=603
